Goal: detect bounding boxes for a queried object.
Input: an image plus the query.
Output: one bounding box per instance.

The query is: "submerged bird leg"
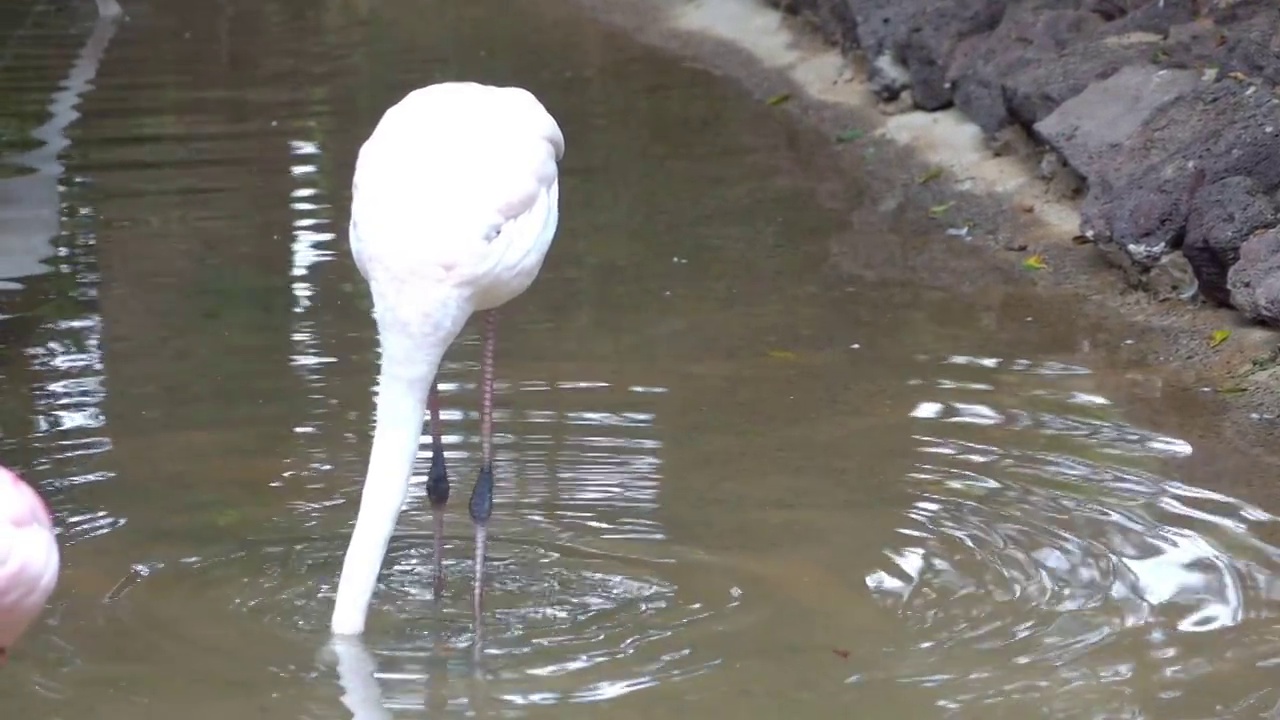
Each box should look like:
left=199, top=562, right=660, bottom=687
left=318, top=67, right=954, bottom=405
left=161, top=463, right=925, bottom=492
left=427, top=381, right=449, bottom=598
left=469, top=310, right=498, bottom=627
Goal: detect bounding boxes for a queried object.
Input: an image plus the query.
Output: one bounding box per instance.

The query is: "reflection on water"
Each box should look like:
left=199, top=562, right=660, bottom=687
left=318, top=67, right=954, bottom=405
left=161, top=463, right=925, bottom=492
left=2, top=0, right=1280, bottom=718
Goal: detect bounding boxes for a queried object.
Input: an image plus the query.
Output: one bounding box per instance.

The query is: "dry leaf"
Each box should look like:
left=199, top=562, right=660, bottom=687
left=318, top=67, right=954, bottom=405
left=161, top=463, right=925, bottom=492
left=766, top=93, right=791, bottom=106
left=1227, top=71, right=1249, bottom=82
left=1022, top=254, right=1047, bottom=271
left=1209, top=329, right=1231, bottom=348
left=767, top=349, right=799, bottom=361
left=927, top=201, right=955, bottom=218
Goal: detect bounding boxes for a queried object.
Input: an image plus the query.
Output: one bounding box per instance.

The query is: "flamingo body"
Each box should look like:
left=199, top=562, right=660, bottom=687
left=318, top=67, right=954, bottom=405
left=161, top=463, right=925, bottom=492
left=0, top=467, right=59, bottom=655
left=331, top=82, right=563, bottom=636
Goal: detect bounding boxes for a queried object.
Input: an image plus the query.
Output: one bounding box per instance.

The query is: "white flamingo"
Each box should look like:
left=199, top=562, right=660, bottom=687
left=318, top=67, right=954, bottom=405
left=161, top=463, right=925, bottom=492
left=330, top=82, right=564, bottom=637
left=0, top=466, right=60, bottom=663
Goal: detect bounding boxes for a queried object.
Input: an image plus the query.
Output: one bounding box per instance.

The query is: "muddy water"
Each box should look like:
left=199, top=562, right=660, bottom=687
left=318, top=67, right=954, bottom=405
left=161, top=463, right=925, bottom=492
left=2, top=0, right=1280, bottom=718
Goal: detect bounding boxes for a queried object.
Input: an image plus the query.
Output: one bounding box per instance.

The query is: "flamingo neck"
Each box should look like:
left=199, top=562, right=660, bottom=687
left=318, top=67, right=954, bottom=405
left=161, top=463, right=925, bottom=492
left=330, top=367, right=433, bottom=636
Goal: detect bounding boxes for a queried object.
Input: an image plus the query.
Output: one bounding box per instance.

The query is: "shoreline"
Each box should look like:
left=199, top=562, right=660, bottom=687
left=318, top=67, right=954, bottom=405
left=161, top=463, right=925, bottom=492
left=572, top=0, right=1280, bottom=442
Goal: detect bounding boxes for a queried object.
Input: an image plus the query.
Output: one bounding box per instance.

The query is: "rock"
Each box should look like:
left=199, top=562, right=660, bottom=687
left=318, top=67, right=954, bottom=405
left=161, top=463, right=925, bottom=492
left=1003, top=31, right=1164, bottom=127
left=1183, top=176, right=1279, bottom=306
left=1160, top=9, right=1280, bottom=87
left=851, top=0, right=1007, bottom=108
left=768, top=0, right=861, bottom=54
left=1034, top=64, right=1201, bottom=184
left=1229, top=227, right=1280, bottom=325
left=1081, top=81, right=1280, bottom=272
left=948, top=4, right=1109, bottom=134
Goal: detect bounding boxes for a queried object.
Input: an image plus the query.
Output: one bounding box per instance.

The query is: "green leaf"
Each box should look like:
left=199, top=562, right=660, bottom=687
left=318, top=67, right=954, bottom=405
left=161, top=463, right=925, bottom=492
left=835, top=128, right=864, bottom=143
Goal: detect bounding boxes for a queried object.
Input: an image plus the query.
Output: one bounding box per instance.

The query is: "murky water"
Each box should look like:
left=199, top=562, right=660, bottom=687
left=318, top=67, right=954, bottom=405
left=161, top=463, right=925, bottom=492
left=3, top=0, right=1280, bottom=717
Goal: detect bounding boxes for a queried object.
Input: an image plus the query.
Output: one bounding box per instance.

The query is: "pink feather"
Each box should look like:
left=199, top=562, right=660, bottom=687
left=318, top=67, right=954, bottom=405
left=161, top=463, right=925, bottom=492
left=0, top=466, right=60, bottom=656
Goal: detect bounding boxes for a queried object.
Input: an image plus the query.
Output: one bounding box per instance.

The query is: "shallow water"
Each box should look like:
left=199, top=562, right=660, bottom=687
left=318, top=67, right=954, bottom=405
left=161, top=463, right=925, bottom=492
left=2, top=0, right=1280, bottom=718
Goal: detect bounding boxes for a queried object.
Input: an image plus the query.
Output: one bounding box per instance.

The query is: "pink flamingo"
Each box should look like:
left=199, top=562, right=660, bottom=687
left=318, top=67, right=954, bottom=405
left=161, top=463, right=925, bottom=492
left=0, top=467, right=60, bottom=662
left=329, top=82, right=564, bottom=637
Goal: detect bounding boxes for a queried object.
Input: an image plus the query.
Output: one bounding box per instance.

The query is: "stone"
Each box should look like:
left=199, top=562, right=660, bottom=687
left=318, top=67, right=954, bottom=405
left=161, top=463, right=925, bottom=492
left=844, top=0, right=1008, bottom=108
left=1034, top=64, right=1201, bottom=189
left=1183, top=176, right=1279, bottom=306
left=1083, top=81, right=1280, bottom=270
left=948, top=4, right=1108, bottom=133
left=1229, top=227, right=1280, bottom=326
left=768, top=0, right=861, bottom=54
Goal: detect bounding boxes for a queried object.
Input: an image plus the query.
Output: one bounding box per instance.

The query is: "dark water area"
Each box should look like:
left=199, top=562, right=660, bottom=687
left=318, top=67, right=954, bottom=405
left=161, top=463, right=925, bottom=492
left=2, top=1, right=1280, bottom=718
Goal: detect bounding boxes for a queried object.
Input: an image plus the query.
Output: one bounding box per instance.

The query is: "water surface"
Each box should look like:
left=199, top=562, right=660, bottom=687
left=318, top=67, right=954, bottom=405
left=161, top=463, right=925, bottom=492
left=2, top=1, right=1280, bottom=718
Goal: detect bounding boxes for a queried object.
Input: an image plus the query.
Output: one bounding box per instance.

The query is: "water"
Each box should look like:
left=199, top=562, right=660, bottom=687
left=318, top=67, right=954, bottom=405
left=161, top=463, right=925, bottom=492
left=2, top=0, right=1280, bottom=717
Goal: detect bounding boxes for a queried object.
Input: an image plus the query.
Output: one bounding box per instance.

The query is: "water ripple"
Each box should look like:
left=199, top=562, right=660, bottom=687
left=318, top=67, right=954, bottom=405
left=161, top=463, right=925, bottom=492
left=858, top=355, right=1280, bottom=715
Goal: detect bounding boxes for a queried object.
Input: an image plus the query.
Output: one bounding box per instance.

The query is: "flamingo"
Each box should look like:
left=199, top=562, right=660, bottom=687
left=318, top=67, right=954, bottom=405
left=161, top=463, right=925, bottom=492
left=0, top=466, right=60, bottom=663
left=329, top=82, right=564, bottom=637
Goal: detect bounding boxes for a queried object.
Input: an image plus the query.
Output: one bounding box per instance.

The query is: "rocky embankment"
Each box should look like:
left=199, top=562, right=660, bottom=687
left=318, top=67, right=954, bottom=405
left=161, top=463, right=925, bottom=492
left=767, top=0, right=1280, bottom=327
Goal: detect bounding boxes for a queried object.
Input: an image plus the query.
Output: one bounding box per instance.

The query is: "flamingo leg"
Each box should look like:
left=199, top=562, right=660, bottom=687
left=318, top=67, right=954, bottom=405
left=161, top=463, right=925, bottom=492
left=426, top=381, right=448, bottom=598
left=468, top=310, right=498, bottom=627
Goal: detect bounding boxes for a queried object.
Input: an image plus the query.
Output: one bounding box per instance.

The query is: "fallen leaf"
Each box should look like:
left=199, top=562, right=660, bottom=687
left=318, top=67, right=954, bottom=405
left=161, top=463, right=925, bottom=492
left=835, top=128, right=864, bottom=143
left=927, top=201, right=955, bottom=218
left=1227, top=70, right=1249, bottom=82
left=1209, top=329, right=1231, bottom=348
left=832, top=648, right=850, bottom=659
left=918, top=167, right=944, bottom=184
left=766, top=93, right=791, bottom=106
left=767, top=349, right=799, bottom=361
left=1022, top=253, right=1047, bottom=271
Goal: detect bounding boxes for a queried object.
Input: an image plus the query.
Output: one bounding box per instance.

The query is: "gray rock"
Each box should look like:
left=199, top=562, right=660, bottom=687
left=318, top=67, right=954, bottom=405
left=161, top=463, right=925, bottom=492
left=1183, top=176, right=1279, bottom=306
left=767, top=0, right=861, bottom=54
left=1003, top=21, right=1160, bottom=128
left=1034, top=64, right=1201, bottom=187
left=947, top=4, right=1107, bottom=133
left=849, top=0, right=1007, bottom=107
left=1067, top=79, right=1280, bottom=272
left=1229, top=227, right=1280, bottom=326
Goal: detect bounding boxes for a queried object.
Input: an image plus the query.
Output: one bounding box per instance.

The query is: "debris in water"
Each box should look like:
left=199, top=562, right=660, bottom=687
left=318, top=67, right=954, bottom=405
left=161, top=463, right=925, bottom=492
left=835, top=128, right=864, bottom=143
left=917, top=166, right=944, bottom=184
left=1022, top=254, right=1048, bottom=271
left=927, top=201, right=955, bottom=218
left=766, top=92, right=791, bottom=106
left=1209, top=329, right=1232, bottom=348
left=767, top=349, right=799, bottom=361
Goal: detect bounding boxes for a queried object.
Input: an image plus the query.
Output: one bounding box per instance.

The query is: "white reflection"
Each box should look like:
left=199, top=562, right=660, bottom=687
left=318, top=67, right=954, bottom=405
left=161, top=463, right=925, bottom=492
left=0, top=5, right=120, bottom=287
left=330, top=637, right=393, bottom=720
